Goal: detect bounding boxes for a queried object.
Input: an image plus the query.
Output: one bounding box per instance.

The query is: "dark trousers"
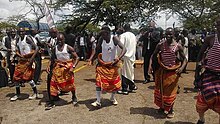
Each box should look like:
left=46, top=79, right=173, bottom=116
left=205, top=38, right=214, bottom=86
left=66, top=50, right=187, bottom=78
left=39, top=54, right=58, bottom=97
left=189, top=46, right=197, bottom=61
left=79, top=46, right=87, bottom=60
left=47, top=64, right=54, bottom=101
left=0, top=63, right=8, bottom=88
left=33, top=54, right=42, bottom=83
left=143, top=51, right=153, bottom=81
left=121, top=75, right=135, bottom=92
left=7, top=61, right=15, bottom=82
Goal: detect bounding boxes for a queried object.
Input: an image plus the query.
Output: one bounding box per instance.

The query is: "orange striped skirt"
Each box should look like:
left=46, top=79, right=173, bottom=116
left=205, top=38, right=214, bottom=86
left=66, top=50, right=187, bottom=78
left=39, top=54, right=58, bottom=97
left=154, top=67, right=179, bottom=111
left=96, top=53, right=121, bottom=92
left=50, top=60, right=75, bottom=96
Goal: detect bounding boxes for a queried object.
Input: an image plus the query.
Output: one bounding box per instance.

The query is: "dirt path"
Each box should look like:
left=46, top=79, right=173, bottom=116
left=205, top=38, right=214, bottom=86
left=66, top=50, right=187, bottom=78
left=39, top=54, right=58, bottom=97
left=0, top=62, right=219, bottom=124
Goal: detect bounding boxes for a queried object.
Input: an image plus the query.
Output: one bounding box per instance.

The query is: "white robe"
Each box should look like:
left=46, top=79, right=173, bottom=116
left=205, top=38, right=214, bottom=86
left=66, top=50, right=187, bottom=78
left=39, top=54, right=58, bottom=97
left=119, top=31, right=136, bottom=82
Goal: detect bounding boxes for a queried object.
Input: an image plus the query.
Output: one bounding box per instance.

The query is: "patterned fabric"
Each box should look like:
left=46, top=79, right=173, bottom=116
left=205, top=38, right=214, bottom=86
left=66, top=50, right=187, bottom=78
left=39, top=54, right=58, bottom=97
left=196, top=93, right=220, bottom=114
left=196, top=70, right=220, bottom=114
left=96, top=53, right=121, bottom=92
left=206, top=34, right=220, bottom=70
left=154, top=55, right=181, bottom=111
left=13, top=57, right=35, bottom=82
left=50, top=60, right=75, bottom=96
left=161, top=41, right=178, bottom=67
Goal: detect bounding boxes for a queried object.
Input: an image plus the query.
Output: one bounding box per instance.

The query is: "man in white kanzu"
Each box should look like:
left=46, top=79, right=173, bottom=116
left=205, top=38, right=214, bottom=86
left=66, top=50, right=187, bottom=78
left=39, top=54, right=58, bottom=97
left=117, top=24, right=137, bottom=95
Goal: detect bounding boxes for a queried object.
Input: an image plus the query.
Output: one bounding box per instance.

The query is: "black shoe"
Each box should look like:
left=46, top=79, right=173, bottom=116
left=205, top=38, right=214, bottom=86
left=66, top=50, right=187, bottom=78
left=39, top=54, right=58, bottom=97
left=45, top=103, right=55, bottom=110
left=128, top=86, right=138, bottom=92
left=72, top=97, right=78, bottom=106
left=196, top=120, right=204, bottom=124
left=117, top=90, right=129, bottom=95
left=8, top=83, right=15, bottom=87
left=132, top=86, right=138, bottom=90
left=20, top=83, right=25, bottom=87
left=143, top=79, right=150, bottom=84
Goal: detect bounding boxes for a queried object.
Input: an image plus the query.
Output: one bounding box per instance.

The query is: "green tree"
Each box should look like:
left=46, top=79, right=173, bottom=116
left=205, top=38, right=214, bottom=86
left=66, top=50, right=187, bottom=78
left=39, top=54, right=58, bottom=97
left=160, top=0, right=220, bottom=30
left=54, top=0, right=161, bottom=32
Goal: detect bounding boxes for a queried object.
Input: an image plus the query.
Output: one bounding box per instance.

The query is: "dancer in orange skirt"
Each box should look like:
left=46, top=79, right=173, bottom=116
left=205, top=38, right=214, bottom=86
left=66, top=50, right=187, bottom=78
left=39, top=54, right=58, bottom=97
left=88, top=26, right=126, bottom=107
left=10, top=28, right=39, bottom=101
left=46, top=33, right=79, bottom=110
left=150, top=27, right=187, bottom=118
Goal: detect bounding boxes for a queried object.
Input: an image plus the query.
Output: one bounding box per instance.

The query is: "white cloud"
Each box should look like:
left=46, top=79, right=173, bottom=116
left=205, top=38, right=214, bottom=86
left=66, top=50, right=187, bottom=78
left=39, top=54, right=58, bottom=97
left=0, top=8, right=10, bottom=19
left=0, top=0, right=32, bottom=21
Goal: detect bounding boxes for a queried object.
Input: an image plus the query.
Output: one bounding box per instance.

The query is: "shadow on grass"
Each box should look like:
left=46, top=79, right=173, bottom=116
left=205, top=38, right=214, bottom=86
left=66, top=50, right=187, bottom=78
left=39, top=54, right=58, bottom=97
left=78, top=98, right=116, bottom=111
left=130, top=107, right=166, bottom=119
left=38, top=90, right=48, bottom=106
left=148, top=85, right=155, bottom=90
left=38, top=90, right=71, bottom=107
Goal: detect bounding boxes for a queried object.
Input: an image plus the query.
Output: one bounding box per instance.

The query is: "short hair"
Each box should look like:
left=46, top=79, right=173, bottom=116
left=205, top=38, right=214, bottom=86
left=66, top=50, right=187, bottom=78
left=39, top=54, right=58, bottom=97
left=123, top=24, right=131, bottom=31
left=101, top=25, right=111, bottom=32
left=49, top=27, right=58, bottom=33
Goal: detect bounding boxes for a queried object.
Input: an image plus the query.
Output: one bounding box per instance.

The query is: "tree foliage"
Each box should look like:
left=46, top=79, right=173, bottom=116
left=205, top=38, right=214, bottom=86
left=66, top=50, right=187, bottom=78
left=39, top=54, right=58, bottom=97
left=7, top=0, right=220, bottom=32
left=54, top=0, right=161, bottom=31
left=159, top=0, right=220, bottom=30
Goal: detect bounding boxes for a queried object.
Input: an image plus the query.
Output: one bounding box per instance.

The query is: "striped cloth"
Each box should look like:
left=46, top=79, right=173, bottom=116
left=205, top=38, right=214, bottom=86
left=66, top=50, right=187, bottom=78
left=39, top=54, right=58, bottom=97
left=206, top=34, right=220, bottom=70
left=196, top=70, right=220, bottom=114
left=154, top=54, right=181, bottom=112
left=50, top=60, right=75, bottom=96
left=96, top=53, right=121, bottom=92
left=161, top=42, right=178, bottom=67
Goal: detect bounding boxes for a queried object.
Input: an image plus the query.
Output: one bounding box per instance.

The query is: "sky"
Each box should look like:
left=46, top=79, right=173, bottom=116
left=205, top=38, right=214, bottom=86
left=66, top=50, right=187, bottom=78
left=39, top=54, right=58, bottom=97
left=0, top=0, right=182, bottom=30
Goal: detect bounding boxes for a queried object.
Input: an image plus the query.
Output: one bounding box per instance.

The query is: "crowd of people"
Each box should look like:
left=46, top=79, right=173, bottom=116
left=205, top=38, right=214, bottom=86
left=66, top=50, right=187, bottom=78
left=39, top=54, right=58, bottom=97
left=0, top=17, right=220, bottom=124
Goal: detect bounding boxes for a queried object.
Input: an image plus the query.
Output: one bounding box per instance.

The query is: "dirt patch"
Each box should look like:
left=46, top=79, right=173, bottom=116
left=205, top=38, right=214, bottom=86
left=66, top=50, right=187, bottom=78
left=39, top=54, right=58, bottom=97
left=0, top=62, right=219, bottom=124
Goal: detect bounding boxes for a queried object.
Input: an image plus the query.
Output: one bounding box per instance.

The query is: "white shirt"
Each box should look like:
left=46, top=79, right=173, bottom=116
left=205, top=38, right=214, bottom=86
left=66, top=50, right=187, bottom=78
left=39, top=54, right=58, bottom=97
left=120, top=31, right=137, bottom=61
left=80, top=37, right=85, bottom=46
left=55, top=44, right=70, bottom=61
left=102, top=35, right=117, bottom=62
left=17, top=35, right=32, bottom=55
